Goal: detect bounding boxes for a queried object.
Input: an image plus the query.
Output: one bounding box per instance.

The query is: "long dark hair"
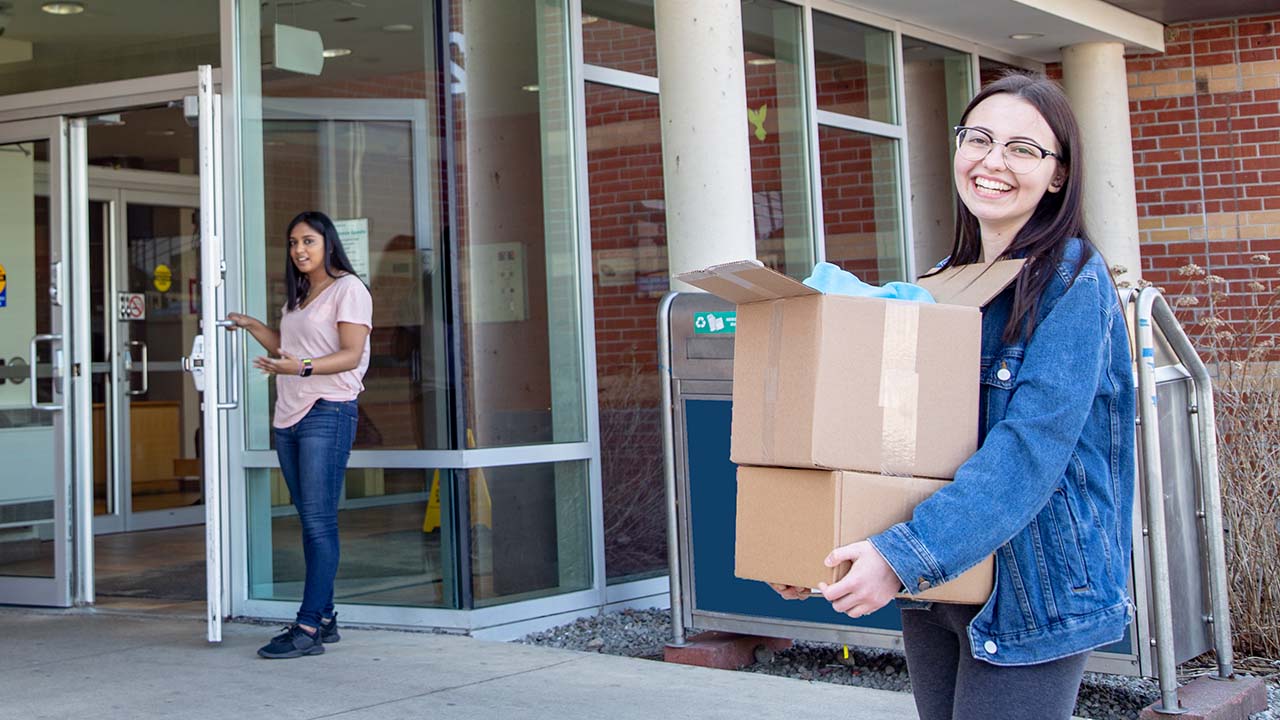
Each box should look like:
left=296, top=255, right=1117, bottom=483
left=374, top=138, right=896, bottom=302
left=284, top=210, right=360, bottom=311
left=931, top=73, right=1095, bottom=343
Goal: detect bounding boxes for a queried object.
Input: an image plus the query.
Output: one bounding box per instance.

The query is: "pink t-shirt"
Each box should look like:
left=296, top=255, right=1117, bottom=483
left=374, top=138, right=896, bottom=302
left=273, top=274, right=373, bottom=429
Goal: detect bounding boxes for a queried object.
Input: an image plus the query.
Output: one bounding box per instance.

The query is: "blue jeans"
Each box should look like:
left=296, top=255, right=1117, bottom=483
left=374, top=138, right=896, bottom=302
left=274, top=399, right=358, bottom=628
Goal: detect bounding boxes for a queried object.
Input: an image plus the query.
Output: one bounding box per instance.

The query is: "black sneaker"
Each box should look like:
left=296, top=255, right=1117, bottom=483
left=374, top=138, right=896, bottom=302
left=257, top=624, right=324, bottom=659
left=320, top=613, right=340, bottom=644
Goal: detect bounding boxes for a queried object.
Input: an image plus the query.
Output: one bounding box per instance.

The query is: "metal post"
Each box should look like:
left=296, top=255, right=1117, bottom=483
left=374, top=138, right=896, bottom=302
left=1135, top=288, right=1187, bottom=715
left=659, top=292, right=689, bottom=647
left=1150, top=295, right=1234, bottom=679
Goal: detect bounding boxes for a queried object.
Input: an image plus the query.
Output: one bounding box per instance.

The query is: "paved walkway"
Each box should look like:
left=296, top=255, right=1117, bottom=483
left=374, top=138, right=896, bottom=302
left=0, top=607, right=919, bottom=720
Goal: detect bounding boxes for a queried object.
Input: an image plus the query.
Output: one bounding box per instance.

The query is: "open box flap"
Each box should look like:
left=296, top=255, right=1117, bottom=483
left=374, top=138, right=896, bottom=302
left=916, top=259, right=1025, bottom=307
left=677, top=259, right=819, bottom=305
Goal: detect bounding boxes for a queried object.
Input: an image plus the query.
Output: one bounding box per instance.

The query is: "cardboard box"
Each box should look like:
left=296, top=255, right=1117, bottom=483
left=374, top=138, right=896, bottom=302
left=734, top=465, right=994, bottom=604
left=677, top=259, right=1023, bottom=479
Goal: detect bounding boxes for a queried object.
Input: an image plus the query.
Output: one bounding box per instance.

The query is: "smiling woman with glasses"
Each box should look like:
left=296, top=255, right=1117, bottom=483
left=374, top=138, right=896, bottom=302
left=770, top=73, right=1136, bottom=720
left=954, top=125, right=1061, bottom=174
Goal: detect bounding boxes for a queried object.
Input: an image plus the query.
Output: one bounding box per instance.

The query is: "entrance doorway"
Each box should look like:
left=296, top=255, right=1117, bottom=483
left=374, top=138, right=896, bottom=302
left=0, top=69, right=232, bottom=640
left=83, top=105, right=208, bottom=604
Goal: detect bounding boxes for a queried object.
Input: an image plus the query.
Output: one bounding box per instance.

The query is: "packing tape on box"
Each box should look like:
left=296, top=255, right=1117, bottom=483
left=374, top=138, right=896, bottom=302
left=879, top=302, right=920, bottom=476
left=761, top=300, right=784, bottom=462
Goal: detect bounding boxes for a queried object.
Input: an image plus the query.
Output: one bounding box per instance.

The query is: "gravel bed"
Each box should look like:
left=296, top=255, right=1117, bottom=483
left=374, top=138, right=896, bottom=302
left=517, top=608, right=1280, bottom=720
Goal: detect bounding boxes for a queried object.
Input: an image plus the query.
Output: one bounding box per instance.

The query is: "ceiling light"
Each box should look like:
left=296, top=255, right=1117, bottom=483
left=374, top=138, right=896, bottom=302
left=382, top=23, right=414, bottom=32
left=1009, top=32, right=1044, bottom=40
left=581, top=14, right=599, bottom=24
left=905, top=45, right=927, bottom=52
left=522, top=84, right=540, bottom=92
left=41, top=1, right=85, bottom=14
left=322, top=47, right=352, bottom=58
left=145, top=129, right=177, bottom=137
left=747, top=57, right=776, bottom=66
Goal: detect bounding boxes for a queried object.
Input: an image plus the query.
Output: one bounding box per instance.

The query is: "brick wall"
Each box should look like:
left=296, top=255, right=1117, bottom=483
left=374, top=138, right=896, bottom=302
left=1125, top=14, right=1280, bottom=350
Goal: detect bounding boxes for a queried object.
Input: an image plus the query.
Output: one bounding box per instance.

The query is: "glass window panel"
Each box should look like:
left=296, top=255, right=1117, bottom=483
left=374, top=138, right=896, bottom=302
left=585, top=82, right=667, bottom=582
left=818, top=127, right=904, bottom=283
left=581, top=0, right=657, bottom=77
left=471, top=461, right=591, bottom=606
left=812, top=12, right=897, bottom=124
left=239, top=3, right=451, bottom=452
left=743, top=0, right=814, bottom=278
left=0, top=2, right=219, bottom=96
left=455, top=2, right=586, bottom=448
left=253, top=118, right=451, bottom=451
left=247, top=468, right=455, bottom=609
left=0, top=139, right=55, bottom=579
left=903, top=37, right=973, bottom=272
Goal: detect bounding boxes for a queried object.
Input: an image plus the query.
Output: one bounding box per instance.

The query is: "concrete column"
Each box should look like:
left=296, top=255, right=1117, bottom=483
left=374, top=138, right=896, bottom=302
left=654, top=1, right=757, bottom=288
left=1061, top=42, right=1142, bottom=287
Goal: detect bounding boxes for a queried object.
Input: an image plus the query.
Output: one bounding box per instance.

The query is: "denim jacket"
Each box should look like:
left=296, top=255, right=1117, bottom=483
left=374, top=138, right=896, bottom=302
left=868, top=239, right=1136, bottom=666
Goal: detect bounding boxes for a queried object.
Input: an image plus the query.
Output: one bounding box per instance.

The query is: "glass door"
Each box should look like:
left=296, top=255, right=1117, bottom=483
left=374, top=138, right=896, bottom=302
left=0, top=117, right=74, bottom=607
left=99, top=192, right=206, bottom=532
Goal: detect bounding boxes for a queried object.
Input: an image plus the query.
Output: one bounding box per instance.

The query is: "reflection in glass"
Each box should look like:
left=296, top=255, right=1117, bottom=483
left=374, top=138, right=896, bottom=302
left=455, top=2, right=586, bottom=448
left=903, top=37, right=973, bottom=271
left=247, top=468, right=454, bottom=609
left=255, top=118, right=451, bottom=452
left=818, top=127, right=904, bottom=283
left=0, top=1, right=218, bottom=96
left=585, top=82, right=667, bottom=582
left=812, top=12, right=897, bottom=124
left=742, top=0, right=814, bottom=278
left=0, top=140, right=55, bottom=578
left=472, top=461, right=591, bottom=606
left=581, top=0, right=657, bottom=77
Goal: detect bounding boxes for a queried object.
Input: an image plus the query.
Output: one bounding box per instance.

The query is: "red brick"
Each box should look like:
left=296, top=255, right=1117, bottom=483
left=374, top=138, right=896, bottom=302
left=663, top=631, right=793, bottom=670
left=1138, top=675, right=1268, bottom=720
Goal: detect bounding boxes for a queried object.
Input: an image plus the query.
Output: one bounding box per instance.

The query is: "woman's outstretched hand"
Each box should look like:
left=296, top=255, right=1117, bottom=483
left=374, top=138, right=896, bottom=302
left=253, top=349, right=302, bottom=376
left=224, top=312, right=257, bottom=330
left=818, top=541, right=900, bottom=619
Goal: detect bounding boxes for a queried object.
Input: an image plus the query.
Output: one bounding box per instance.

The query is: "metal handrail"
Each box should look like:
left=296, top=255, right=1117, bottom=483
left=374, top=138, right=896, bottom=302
left=659, top=291, right=689, bottom=648
left=1139, top=289, right=1234, bottom=680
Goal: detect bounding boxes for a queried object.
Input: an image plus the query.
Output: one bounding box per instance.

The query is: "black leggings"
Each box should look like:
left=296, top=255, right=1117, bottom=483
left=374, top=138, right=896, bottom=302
left=901, top=603, right=1088, bottom=720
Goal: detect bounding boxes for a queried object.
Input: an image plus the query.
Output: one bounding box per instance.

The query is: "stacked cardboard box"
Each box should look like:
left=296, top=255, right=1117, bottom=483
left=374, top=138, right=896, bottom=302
left=678, top=259, right=1024, bottom=603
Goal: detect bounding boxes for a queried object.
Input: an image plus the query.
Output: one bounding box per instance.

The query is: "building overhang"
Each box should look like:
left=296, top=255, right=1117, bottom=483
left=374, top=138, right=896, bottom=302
left=833, top=0, right=1165, bottom=63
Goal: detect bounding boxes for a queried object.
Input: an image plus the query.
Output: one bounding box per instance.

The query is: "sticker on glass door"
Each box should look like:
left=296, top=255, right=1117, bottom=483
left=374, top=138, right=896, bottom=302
left=117, top=292, right=146, bottom=321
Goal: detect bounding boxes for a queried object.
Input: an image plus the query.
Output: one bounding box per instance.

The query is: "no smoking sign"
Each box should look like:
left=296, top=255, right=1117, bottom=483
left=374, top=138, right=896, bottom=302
left=117, top=292, right=146, bottom=321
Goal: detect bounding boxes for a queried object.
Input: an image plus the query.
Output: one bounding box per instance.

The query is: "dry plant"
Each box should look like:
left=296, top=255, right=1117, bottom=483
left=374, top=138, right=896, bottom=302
left=598, top=360, right=669, bottom=579
left=1173, top=254, right=1280, bottom=659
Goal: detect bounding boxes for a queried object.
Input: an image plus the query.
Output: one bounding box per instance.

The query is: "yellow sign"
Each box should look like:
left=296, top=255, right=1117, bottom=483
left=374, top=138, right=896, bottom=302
left=0, top=262, right=7, bottom=294
left=153, top=264, right=172, bottom=292
left=0, top=262, right=7, bottom=308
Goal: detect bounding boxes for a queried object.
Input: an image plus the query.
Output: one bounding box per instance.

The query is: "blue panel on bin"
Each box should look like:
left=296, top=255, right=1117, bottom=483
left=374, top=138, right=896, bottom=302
left=683, top=398, right=1139, bottom=655
left=684, top=398, right=900, bottom=631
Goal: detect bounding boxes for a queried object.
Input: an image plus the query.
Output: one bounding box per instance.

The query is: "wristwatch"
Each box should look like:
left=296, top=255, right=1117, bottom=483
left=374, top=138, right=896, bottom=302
left=299, top=358, right=313, bottom=377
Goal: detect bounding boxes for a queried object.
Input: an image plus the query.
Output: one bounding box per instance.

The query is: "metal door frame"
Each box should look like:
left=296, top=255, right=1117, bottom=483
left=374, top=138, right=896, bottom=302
left=0, top=116, right=75, bottom=608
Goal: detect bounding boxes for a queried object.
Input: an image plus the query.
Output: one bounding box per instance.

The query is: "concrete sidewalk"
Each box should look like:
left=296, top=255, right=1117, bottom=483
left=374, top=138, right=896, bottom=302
left=0, top=607, right=919, bottom=720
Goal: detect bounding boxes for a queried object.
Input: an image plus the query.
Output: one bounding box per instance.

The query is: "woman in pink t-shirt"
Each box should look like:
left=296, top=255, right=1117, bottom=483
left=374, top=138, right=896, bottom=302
left=225, top=210, right=372, bottom=659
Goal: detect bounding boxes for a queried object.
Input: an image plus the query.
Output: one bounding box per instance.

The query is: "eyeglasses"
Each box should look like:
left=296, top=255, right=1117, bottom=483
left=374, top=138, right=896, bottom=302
left=953, top=126, right=1060, bottom=175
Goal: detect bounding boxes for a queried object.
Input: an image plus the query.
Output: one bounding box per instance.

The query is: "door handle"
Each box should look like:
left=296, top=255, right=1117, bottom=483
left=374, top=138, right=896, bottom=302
left=29, top=333, right=62, bottom=411
left=215, top=319, right=240, bottom=410
left=125, top=339, right=149, bottom=396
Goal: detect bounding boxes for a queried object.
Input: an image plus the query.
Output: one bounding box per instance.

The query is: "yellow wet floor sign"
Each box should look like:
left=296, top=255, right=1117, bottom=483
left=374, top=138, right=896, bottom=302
left=423, top=429, right=492, bottom=532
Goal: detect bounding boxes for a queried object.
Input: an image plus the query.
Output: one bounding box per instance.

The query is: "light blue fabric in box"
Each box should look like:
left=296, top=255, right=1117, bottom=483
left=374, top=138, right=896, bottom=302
left=802, top=262, right=936, bottom=303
